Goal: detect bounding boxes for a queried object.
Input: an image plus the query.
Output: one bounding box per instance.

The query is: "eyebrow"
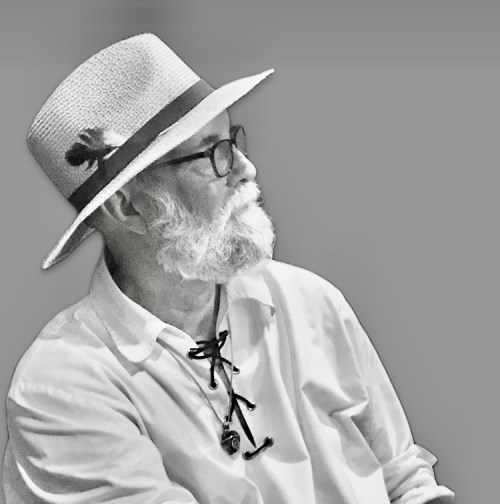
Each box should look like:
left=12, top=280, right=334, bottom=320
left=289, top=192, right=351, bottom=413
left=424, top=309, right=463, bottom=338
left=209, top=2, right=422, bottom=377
left=195, top=132, right=225, bottom=150
left=150, top=128, right=231, bottom=167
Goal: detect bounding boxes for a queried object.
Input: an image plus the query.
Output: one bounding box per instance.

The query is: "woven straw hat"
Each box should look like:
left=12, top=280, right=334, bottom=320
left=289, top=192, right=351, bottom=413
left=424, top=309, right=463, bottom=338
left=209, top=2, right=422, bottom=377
left=28, top=33, right=273, bottom=269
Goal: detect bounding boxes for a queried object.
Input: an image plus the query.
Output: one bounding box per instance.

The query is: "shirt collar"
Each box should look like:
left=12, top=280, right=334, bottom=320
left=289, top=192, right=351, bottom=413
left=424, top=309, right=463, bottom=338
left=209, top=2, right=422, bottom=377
left=89, top=255, right=275, bottom=363
left=90, top=255, right=168, bottom=363
left=226, top=260, right=275, bottom=312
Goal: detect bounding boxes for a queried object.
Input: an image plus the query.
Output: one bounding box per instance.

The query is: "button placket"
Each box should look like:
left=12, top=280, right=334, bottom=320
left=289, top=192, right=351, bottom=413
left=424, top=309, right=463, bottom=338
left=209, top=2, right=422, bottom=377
left=157, top=291, right=275, bottom=460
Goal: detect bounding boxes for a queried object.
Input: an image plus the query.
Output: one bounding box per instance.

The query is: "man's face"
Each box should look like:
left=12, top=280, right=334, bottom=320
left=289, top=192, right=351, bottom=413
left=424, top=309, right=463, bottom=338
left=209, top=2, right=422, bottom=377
left=130, top=112, right=275, bottom=283
left=145, top=112, right=247, bottom=220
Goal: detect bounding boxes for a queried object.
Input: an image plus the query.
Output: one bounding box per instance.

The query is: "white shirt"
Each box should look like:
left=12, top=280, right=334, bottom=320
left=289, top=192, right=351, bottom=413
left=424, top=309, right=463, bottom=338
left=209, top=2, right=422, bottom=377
left=3, top=257, right=454, bottom=504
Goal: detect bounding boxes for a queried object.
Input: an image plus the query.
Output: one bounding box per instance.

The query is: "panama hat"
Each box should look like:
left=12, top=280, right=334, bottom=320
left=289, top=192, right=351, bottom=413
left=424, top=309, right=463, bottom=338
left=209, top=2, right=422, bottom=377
left=27, top=33, right=273, bottom=269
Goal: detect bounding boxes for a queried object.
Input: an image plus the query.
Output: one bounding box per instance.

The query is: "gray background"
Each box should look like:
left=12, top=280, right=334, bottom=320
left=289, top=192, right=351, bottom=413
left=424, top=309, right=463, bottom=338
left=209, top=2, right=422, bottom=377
left=1, top=0, right=498, bottom=502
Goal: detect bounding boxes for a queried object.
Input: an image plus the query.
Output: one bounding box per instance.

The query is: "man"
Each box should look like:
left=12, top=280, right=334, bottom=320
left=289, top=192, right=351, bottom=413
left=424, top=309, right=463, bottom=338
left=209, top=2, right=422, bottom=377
left=2, top=34, right=454, bottom=503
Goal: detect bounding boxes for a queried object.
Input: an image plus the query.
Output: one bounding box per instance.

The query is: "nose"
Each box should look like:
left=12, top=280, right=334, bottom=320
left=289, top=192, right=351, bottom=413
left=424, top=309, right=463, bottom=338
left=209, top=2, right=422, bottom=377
left=227, top=148, right=256, bottom=187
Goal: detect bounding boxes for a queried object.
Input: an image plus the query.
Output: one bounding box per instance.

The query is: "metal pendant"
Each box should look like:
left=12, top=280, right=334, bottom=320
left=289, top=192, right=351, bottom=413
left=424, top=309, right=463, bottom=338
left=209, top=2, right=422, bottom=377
left=221, top=426, right=240, bottom=455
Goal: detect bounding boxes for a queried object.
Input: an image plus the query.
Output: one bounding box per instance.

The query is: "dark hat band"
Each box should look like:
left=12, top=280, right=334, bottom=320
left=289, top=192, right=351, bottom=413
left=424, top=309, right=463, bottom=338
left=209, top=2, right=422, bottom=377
left=68, top=79, right=214, bottom=212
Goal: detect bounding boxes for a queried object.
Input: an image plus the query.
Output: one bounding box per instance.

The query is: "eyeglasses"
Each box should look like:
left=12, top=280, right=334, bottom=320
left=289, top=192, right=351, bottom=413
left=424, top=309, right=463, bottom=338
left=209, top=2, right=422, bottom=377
left=162, top=125, right=247, bottom=178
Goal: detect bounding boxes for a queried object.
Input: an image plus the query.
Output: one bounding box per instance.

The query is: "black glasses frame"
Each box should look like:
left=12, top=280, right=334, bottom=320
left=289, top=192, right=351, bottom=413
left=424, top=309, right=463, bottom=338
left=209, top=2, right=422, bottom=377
left=162, top=125, right=246, bottom=178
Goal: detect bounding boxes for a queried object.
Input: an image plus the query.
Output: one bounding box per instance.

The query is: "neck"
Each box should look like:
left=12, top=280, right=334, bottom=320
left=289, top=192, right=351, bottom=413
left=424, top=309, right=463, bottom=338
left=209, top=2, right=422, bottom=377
left=106, top=248, right=220, bottom=342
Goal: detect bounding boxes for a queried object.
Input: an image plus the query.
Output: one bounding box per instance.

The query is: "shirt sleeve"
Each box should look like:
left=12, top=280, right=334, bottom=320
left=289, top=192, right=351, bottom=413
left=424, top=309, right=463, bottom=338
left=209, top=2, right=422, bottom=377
left=339, top=297, right=455, bottom=504
left=4, top=381, right=199, bottom=504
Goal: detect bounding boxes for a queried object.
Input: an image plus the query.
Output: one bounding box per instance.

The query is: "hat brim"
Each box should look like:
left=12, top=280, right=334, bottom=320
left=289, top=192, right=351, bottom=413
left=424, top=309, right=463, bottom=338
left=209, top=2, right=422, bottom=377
left=42, top=69, right=274, bottom=270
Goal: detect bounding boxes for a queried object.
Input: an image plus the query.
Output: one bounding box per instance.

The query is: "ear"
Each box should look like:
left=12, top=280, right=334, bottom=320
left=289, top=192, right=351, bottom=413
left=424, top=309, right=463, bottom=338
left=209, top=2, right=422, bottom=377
left=100, top=186, right=148, bottom=235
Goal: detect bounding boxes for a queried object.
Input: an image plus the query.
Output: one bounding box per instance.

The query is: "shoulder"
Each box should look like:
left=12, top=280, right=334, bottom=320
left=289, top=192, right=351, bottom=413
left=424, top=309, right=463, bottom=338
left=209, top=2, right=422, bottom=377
left=7, top=295, right=122, bottom=406
left=255, top=261, right=372, bottom=374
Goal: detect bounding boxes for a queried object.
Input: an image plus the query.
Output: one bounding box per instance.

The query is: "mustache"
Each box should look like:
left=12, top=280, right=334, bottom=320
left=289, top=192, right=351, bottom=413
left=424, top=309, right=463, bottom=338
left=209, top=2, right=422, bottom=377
left=225, top=182, right=263, bottom=212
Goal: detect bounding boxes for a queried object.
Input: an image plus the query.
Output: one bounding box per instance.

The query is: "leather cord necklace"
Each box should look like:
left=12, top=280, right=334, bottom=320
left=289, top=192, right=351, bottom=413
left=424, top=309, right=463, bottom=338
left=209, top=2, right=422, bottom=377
left=189, top=331, right=273, bottom=459
left=157, top=326, right=273, bottom=460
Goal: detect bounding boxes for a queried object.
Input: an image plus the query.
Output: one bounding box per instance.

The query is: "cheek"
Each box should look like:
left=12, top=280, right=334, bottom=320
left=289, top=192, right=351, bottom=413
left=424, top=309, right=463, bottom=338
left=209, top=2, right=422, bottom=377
left=178, top=177, right=228, bottom=217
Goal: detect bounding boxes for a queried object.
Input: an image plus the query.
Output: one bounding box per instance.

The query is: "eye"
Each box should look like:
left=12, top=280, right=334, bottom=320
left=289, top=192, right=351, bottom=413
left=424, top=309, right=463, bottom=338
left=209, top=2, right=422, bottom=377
left=233, top=127, right=247, bottom=155
left=213, top=141, right=233, bottom=177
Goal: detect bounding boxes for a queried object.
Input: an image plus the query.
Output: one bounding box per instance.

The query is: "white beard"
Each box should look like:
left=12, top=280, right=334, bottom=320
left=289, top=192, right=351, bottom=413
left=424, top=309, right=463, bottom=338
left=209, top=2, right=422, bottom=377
left=140, top=181, right=275, bottom=283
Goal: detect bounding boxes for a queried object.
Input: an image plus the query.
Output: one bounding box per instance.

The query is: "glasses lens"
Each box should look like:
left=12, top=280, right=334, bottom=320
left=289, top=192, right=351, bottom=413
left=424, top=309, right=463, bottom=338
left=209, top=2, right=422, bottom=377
left=213, top=140, right=233, bottom=177
left=233, top=126, right=247, bottom=155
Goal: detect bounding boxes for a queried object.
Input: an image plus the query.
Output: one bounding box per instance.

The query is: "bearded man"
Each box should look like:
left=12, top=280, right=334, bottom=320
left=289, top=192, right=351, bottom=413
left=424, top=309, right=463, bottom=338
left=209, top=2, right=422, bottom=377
left=2, top=34, right=454, bottom=504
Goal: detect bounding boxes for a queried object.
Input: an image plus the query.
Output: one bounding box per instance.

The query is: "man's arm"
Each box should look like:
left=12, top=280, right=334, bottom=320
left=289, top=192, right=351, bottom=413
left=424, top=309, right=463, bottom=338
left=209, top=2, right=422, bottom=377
left=3, top=380, right=199, bottom=503
left=339, top=296, right=455, bottom=504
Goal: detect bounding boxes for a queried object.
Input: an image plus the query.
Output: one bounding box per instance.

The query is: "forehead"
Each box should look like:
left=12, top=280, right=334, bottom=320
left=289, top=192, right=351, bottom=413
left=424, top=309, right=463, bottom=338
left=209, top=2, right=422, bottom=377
left=156, top=111, right=230, bottom=163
